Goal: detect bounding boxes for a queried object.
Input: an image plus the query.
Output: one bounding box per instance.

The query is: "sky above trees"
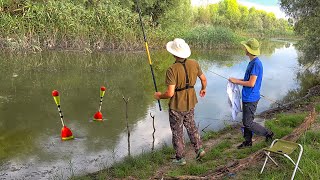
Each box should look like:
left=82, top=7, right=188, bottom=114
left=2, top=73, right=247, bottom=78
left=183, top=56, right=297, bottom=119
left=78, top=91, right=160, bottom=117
left=191, top=0, right=286, bottom=18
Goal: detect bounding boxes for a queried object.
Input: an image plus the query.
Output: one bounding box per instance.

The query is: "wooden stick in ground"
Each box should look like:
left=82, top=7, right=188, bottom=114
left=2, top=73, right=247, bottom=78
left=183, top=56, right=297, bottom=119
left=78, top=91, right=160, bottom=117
left=122, top=96, right=131, bottom=157
left=150, top=113, right=156, bottom=151
left=165, top=107, right=316, bottom=180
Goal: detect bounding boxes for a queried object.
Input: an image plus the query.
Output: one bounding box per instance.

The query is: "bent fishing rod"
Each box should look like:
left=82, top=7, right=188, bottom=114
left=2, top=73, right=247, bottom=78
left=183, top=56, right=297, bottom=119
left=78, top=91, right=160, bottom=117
left=207, top=70, right=282, bottom=106
left=136, top=0, right=162, bottom=111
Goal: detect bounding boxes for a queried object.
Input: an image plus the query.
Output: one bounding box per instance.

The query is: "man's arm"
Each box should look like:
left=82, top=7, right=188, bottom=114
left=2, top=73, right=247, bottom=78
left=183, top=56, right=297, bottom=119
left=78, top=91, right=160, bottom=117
left=229, top=75, right=257, bottom=87
left=154, top=85, right=175, bottom=100
left=199, top=74, right=207, bottom=97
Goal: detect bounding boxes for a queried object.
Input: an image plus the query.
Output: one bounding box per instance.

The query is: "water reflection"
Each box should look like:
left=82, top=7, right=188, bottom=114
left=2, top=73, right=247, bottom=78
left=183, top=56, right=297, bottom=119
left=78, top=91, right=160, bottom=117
left=0, top=40, right=301, bottom=179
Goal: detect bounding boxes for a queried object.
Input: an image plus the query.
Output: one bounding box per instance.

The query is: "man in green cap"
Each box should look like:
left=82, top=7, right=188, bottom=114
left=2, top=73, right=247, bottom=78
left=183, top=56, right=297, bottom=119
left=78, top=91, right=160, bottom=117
left=229, top=38, right=274, bottom=149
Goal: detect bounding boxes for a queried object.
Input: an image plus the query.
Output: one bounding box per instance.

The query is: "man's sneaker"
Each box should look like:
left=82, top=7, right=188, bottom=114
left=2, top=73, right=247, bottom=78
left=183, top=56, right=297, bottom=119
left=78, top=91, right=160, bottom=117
left=237, top=141, right=252, bottom=149
left=172, top=158, right=186, bottom=166
left=196, top=148, right=206, bottom=160
left=265, top=132, right=274, bottom=142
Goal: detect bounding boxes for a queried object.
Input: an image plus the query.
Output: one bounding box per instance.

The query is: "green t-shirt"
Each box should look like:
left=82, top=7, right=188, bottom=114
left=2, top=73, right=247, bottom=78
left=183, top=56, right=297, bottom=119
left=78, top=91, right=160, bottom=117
left=165, top=59, right=203, bottom=112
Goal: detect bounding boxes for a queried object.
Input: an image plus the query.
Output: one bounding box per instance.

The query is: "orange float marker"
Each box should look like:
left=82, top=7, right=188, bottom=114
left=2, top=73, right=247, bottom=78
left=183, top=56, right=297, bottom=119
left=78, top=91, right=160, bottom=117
left=93, top=86, right=106, bottom=121
left=52, top=90, right=74, bottom=140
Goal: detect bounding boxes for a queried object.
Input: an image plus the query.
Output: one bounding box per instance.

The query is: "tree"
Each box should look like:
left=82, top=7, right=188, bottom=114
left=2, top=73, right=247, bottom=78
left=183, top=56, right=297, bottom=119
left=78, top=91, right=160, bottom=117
left=220, top=0, right=241, bottom=28
left=247, top=7, right=263, bottom=31
left=280, top=0, right=320, bottom=66
left=132, top=0, right=192, bottom=29
left=238, top=5, right=249, bottom=30
left=195, top=6, right=211, bottom=24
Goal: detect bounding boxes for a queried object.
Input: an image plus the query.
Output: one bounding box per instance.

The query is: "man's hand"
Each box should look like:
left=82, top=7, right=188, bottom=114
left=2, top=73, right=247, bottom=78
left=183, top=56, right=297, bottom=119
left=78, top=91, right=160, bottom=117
left=154, top=92, right=162, bottom=100
left=200, top=89, right=206, bottom=97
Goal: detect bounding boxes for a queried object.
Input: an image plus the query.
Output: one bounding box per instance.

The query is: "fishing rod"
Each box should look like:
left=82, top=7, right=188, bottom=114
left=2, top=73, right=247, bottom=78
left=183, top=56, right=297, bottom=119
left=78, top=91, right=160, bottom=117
left=208, top=70, right=228, bottom=80
left=207, top=70, right=281, bottom=106
left=136, top=0, right=162, bottom=111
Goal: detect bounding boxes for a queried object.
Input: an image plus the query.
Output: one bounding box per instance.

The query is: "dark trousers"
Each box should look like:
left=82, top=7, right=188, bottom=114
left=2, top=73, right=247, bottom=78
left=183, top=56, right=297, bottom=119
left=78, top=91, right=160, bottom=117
left=169, top=108, right=202, bottom=159
left=242, top=101, right=271, bottom=142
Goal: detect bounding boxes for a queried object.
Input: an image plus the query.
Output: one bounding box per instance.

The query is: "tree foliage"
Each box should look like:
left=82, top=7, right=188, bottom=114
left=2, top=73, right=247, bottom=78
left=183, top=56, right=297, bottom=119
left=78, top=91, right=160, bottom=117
left=0, top=0, right=193, bottom=50
left=0, top=0, right=295, bottom=51
left=193, top=0, right=293, bottom=36
left=280, top=0, right=320, bottom=67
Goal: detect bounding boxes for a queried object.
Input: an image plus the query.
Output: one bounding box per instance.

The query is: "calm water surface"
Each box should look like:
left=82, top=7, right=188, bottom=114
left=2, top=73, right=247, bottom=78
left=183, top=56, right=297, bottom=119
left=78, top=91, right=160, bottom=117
left=0, top=41, right=300, bottom=179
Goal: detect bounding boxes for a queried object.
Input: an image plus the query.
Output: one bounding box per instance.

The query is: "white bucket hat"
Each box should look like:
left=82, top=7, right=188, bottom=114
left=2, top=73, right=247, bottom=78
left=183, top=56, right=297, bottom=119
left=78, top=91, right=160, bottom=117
left=166, top=38, right=191, bottom=59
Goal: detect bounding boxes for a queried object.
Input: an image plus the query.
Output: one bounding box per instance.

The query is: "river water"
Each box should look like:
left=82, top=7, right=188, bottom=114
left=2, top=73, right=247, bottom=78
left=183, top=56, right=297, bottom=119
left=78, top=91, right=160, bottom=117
left=0, top=40, right=301, bottom=179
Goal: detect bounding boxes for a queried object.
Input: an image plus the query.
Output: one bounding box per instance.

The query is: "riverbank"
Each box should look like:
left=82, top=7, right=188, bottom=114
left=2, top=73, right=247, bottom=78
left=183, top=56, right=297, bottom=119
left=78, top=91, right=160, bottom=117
left=76, top=85, right=320, bottom=179
left=0, top=0, right=295, bottom=52
left=0, top=25, right=243, bottom=52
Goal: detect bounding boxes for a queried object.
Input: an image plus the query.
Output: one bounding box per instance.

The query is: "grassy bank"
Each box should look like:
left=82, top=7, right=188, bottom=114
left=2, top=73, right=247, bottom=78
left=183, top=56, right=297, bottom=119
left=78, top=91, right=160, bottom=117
left=236, top=114, right=320, bottom=179
left=0, top=0, right=295, bottom=52
left=75, top=97, right=320, bottom=179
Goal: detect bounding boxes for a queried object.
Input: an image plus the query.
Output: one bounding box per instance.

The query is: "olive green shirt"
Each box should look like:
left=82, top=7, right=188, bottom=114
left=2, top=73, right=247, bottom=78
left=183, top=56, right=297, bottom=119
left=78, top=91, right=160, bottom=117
left=165, top=59, right=203, bottom=112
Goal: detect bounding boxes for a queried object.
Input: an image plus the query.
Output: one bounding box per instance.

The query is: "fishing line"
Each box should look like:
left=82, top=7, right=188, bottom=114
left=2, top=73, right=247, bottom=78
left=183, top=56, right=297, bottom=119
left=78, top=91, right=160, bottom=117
left=207, top=70, right=282, bottom=106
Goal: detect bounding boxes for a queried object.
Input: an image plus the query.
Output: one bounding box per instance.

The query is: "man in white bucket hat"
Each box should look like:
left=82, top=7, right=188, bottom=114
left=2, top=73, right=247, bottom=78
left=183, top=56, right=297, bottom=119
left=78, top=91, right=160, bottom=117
left=154, top=38, right=207, bottom=165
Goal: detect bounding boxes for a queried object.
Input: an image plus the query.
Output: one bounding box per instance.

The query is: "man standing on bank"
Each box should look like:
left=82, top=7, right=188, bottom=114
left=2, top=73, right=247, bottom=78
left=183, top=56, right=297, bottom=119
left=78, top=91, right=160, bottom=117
left=229, top=38, right=274, bottom=149
left=154, top=38, right=207, bottom=165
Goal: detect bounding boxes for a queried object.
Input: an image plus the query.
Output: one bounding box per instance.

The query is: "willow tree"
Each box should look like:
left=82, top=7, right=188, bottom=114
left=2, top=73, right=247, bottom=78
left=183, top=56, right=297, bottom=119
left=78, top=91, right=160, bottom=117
left=280, top=0, right=320, bottom=87
left=280, top=0, right=320, bottom=69
left=218, top=0, right=241, bottom=28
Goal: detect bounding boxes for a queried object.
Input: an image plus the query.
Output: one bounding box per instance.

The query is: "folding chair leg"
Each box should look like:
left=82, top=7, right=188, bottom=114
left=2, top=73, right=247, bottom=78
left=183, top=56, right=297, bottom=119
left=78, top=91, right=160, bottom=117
left=284, top=154, right=303, bottom=174
left=260, top=154, right=268, bottom=174
left=261, top=140, right=279, bottom=174
left=289, top=144, right=304, bottom=180
left=260, top=151, right=278, bottom=174
left=266, top=153, right=279, bottom=166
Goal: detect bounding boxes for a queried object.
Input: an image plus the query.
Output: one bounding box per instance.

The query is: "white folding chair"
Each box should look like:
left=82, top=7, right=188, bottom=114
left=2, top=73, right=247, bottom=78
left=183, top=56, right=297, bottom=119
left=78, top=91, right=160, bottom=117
left=260, top=139, right=303, bottom=180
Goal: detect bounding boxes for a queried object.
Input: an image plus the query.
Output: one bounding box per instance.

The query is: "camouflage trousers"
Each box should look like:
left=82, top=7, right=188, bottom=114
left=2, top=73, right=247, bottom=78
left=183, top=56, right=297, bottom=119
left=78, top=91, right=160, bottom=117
left=169, top=108, right=202, bottom=159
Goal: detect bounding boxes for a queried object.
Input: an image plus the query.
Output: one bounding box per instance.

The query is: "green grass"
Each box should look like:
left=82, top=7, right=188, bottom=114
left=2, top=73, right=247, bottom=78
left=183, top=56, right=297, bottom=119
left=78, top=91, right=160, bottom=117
left=166, top=112, right=310, bottom=178
left=265, top=113, right=307, bottom=138
left=235, top=131, right=320, bottom=180
left=315, top=103, right=320, bottom=113
left=166, top=140, right=232, bottom=177
left=74, top=145, right=174, bottom=179
left=183, top=26, right=242, bottom=49
left=233, top=141, right=266, bottom=159
left=204, top=140, right=232, bottom=159
left=110, top=147, right=174, bottom=178
left=77, top=111, right=313, bottom=179
left=202, top=131, right=219, bottom=141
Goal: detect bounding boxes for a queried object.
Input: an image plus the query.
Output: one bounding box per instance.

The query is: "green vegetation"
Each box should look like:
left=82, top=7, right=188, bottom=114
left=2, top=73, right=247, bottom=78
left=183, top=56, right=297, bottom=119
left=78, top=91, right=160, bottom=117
left=0, top=0, right=294, bottom=51
left=78, top=112, right=312, bottom=179
left=265, top=113, right=307, bottom=138
left=280, top=0, right=320, bottom=80
left=183, top=26, right=242, bottom=49
left=316, top=103, right=320, bottom=113
left=201, top=130, right=219, bottom=141
left=236, top=129, right=320, bottom=180
left=74, top=144, right=175, bottom=179
left=193, top=0, right=294, bottom=37
left=280, top=0, right=320, bottom=66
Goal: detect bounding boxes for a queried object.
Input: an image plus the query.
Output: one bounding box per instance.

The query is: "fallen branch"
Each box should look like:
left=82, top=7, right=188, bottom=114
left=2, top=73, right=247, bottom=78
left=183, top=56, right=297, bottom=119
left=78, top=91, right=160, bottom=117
left=258, top=85, right=320, bottom=119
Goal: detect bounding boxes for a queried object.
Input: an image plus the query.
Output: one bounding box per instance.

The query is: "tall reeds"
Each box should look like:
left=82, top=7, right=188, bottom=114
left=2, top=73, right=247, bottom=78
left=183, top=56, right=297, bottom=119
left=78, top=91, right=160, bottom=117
left=0, top=0, right=246, bottom=52
left=0, top=0, right=145, bottom=51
